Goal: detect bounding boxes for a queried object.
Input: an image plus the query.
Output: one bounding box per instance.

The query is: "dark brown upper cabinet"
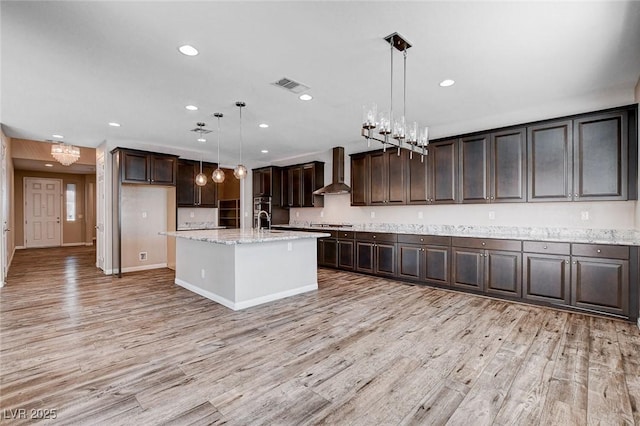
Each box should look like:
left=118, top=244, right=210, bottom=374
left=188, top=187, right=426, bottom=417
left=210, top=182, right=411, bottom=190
left=491, top=128, right=527, bottom=202
left=429, top=139, right=458, bottom=204
left=176, top=160, right=218, bottom=207
left=368, top=149, right=406, bottom=205
left=350, top=153, right=368, bottom=206
left=573, top=111, right=627, bottom=201
left=406, top=150, right=429, bottom=204
left=527, top=120, right=573, bottom=202
left=459, top=134, right=490, bottom=203
left=286, top=162, right=324, bottom=208
left=116, top=148, right=177, bottom=186
left=252, top=166, right=283, bottom=206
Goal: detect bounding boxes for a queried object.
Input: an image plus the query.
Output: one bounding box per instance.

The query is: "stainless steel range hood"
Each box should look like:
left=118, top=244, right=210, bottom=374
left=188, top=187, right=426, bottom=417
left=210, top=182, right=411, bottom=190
left=313, top=147, right=352, bottom=195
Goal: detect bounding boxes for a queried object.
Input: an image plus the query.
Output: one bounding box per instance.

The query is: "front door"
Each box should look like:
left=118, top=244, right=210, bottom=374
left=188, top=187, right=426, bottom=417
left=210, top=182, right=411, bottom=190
left=24, top=178, right=62, bottom=248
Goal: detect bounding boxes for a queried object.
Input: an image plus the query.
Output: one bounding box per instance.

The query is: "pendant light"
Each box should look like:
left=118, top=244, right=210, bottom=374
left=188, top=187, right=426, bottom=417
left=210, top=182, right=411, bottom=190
left=212, top=113, right=225, bottom=184
left=195, top=161, right=207, bottom=186
left=233, top=101, right=248, bottom=180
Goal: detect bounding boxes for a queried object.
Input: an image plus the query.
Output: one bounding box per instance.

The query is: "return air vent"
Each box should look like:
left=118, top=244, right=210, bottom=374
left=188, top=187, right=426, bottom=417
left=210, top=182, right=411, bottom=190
left=271, top=77, right=310, bottom=94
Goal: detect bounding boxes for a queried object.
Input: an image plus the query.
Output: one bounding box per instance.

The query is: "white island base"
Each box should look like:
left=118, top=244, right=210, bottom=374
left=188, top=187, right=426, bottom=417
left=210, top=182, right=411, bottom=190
left=174, top=235, right=320, bottom=310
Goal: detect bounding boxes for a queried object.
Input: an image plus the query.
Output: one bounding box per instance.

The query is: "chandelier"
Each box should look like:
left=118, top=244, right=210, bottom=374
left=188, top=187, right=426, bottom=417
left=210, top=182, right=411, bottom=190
left=362, top=33, right=429, bottom=162
left=51, top=142, right=80, bottom=166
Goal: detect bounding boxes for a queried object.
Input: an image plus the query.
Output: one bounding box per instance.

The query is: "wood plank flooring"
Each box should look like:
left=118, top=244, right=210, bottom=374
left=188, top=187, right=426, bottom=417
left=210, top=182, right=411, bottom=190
left=1, top=246, right=639, bottom=425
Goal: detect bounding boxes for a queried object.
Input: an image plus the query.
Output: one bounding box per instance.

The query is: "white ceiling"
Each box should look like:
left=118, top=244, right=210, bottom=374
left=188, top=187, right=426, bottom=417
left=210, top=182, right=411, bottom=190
left=2, top=1, right=639, bottom=167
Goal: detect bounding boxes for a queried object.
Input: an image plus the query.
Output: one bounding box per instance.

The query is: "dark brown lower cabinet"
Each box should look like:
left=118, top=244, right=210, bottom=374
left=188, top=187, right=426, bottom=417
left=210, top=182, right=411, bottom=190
left=318, top=235, right=338, bottom=268
left=355, top=232, right=397, bottom=277
left=337, top=233, right=355, bottom=270
left=452, top=248, right=484, bottom=291
left=523, top=253, right=571, bottom=305
left=452, top=238, right=522, bottom=297
left=572, top=256, right=629, bottom=317
left=398, top=244, right=451, bottom=284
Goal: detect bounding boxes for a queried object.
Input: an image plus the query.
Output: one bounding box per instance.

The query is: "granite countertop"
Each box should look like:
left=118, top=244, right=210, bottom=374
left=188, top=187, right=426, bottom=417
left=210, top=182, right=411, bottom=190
left=177, top=222, right=225, bottom=231
left=161, top=228, right=331, bottom=245
left=273, top=223, right=640, bottom=246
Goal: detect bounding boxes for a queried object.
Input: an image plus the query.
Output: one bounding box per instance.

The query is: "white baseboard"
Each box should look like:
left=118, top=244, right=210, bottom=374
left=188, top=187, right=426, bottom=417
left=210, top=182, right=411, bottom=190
left=15, top=246, right=25, bottom=250
left=174, top=278, right=317, bottom=311
left=62, top=242, right=86, bottom=247
left=85, top=242, right=94, bottom=247
left=121, top=263, right=168, bottom=273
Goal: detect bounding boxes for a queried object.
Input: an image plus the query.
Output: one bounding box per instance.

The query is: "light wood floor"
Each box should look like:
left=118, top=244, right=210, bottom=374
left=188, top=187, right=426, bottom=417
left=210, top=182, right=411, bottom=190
left=1, top=246, right=639, bottom=425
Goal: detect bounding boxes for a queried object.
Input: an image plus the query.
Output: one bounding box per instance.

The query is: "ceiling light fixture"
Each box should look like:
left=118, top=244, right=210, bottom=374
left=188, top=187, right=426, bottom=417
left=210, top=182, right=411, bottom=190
left=193, top=122, right=209, bottom=144
left=261, top=149, right=269, bottom=154
left=44, top=163, right=54, bottom=167
left=178, top=45, right=198, bottom=56
left=259, top=123, right=269, bottom=128
left=195, top=160, right=207, bottom=186
left=52, top=134, right=64, bottom=139
left=185, top=105, right=198, bottom=111
left=439, top=79, right=455, bottom=87
left=212, top=113, right=225, bottom=184
left=51, top=142, right=80, bottom=166
left=197, top=137, right=206, bottom=143
left=108, top=122, right=121, bottom=127
left=233, top=101, right=247, bottom=180
left=299, top=94, right=313, bottom=101
left=362, top=32, right=429, bottom=162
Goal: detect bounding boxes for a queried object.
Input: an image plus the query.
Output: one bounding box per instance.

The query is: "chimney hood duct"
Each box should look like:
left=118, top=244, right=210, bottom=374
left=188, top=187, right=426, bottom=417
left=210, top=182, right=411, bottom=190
left=313, top=147, right=352, bottom=195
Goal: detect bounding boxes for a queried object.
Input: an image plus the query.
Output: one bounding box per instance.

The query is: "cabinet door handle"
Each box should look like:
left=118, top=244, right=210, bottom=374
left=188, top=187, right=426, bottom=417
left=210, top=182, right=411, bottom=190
left=481, top=242, right=486, bottom=246
left=596, top=249, right=601, bottom=253
left=543, top=246, right=548, bottom=249
left=573, top=261, right=577, bottom=264
left=565, top=260, right=569, bottom=264
left=490, top=196, right=494, bottom=200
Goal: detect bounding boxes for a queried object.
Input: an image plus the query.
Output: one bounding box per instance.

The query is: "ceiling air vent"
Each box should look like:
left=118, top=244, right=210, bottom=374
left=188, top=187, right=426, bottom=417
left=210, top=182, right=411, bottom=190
left=271, top=77, right=310, bottom=94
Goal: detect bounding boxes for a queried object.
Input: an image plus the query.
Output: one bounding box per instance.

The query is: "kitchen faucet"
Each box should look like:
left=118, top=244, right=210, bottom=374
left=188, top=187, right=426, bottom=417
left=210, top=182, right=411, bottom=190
left=257, top=210, right=271, bottom=230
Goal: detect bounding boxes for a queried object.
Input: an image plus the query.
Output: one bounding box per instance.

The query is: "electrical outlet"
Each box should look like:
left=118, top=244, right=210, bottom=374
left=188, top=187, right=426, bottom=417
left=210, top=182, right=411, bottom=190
left=418, top=211, right=423, bottom=219
left=201, top=269, right=205, bottom=279
left=141, top=211, right=147, bottom=219
left=320, top=211, right=324, bottom=218
left=370, top=211, right=375, bottom=219
left=287, top=242, right=293, bottom=251
left=489, top=211, right=495, bottom=220
left=581, top=211, right=589, bottom=221
left=190, top=211, right=195, bottom=218
left=139, top=252, right=147, bottom=261
left=296, top=211, right=299, bottom=218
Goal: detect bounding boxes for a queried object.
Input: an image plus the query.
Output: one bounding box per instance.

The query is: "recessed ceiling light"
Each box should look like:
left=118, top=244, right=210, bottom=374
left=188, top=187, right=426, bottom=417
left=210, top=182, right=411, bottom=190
left=44, top=163, right=54, bottom=167
left=185, top=105, right=198, bottom=111
left=259, top=123, right=269, bottom=128
left=299, top=94, right=313, bottom=101
left=178, top=45, right=198, bottom=56
left=261, top=149, right=269, bottom=154
left=108, top=122, right=121, bottom=127
left=52, top=134, right=64, bottom=139
left=197, top=138, right=206, bottom=143
left=439, top=79, right=455, bottom=87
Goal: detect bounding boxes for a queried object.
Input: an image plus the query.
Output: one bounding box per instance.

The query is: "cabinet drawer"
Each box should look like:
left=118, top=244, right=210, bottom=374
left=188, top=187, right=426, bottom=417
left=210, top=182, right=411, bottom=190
left=452, top=237, right=521, bottom=251
left=397, top=234, right=451, bottom=246
left=523, top=241, right=570, bottom=255
left=356, top=232, right=397, bottom=243
left=336, top=231, right=355, bottom=240
left=571, top=244, right=629, bottom=260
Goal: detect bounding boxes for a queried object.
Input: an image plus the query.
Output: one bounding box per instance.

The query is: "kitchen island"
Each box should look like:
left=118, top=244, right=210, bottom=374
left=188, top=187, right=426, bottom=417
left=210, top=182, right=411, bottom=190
left=162, top=228, right=330, bottom=310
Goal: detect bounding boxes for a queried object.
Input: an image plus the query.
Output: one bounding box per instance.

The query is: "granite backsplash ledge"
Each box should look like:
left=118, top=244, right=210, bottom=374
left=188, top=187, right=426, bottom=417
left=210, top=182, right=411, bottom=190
left=286, top=221, right=640, bottom=245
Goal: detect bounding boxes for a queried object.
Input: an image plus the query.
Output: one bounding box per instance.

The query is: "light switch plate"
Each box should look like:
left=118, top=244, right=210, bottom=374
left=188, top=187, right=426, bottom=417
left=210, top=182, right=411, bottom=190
left=581, top=211, right=589, bottom=221
left=142, top=211, right=147, bottom=219
left=488, top=211, right=495, bottom=220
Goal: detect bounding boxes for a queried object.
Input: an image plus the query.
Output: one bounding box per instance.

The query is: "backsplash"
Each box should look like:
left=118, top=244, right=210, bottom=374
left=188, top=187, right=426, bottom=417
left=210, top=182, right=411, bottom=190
left=177, top=208, right=218, bottom=229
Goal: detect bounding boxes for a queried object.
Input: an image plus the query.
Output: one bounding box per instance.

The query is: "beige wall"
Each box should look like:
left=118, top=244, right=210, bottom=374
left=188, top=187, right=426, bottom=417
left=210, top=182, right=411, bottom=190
left=14, top=170, right=94, bottom=246
left=120, top=185, right=175, bottom=270
left=292, top=196, right=637, bottom=230
left=12, top=138, right=95, bottom=165
left=1, top=130, right=16, bottom=266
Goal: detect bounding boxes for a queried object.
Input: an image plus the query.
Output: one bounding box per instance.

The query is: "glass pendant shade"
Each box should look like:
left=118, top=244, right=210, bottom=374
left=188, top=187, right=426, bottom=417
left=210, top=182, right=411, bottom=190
left=407, top=121, right=418, bottom=144
left=362, top=103, right=377, bottom=129
left=233, top=164, right=247, bottom=179
left=212, top=168, right=226, bottom=183
left=195, top=172, right=207, bottom=186
left=393, top=116, right=406, bottom=140
left=419, top=126, right=430, bottom=146
left=378, top=111, right=391, bottom=135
